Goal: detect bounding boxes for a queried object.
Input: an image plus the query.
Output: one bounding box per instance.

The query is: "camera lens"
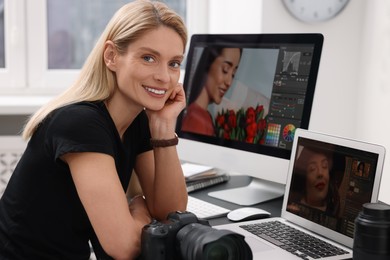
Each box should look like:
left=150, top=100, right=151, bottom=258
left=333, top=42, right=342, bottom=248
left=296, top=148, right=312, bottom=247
left=203, top=243, right=229, bottom=259
left=353, top=203, right=390, bottom=260
left=202, top=234, right=248, bottom=260
left=177, top=223, right=253, bottom=260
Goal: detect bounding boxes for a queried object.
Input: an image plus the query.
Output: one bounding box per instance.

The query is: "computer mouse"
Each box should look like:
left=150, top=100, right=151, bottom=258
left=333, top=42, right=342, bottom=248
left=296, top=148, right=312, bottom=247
left=227, top=207, right=271, bottom=222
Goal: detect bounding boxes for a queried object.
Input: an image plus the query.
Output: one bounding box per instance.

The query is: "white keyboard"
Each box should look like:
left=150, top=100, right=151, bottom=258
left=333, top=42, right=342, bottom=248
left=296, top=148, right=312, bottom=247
left=187, top=196, right=230, bottom=219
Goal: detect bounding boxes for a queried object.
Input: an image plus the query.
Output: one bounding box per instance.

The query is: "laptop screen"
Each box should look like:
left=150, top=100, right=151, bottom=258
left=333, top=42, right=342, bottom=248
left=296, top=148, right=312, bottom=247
left=286, top=135, right=381, bottom=239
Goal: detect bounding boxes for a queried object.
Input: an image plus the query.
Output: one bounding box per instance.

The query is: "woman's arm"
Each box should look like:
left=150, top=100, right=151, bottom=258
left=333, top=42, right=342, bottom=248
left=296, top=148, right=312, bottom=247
left=134, top=148, right=187, bottom=221
left=136, top=83, right=188, bottom=220
left=62, top=152, right=151, bottom=260
left=127, top=171, right=143, bottom=199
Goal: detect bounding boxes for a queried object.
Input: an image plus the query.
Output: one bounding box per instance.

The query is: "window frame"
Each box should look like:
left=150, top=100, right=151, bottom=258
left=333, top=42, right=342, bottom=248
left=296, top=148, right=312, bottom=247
left=0, top=0, right=208, bottom=95
left=0, top=0, right=26, bottom=92
left=27, top=0, right=79, bottom=94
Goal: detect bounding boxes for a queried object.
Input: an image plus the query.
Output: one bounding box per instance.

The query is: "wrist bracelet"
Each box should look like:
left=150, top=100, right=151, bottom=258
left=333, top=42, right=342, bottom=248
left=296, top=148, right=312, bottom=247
left=150, top=133, right=179, bottom=147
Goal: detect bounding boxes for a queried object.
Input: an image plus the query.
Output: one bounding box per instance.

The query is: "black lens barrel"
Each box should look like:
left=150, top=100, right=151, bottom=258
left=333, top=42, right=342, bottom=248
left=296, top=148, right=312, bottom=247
left=177, top=223, right=253, bottom=260
left=353, top=203, right=390, bottom=260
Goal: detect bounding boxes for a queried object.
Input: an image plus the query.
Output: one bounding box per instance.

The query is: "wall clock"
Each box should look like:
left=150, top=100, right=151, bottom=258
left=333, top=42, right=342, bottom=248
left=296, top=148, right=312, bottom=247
left=282, top=0, right=350, bottom=23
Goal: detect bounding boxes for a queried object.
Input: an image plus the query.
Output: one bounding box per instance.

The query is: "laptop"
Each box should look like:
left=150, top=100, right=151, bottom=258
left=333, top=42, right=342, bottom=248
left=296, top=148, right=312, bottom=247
left=215, top=128, right=386, bottom=259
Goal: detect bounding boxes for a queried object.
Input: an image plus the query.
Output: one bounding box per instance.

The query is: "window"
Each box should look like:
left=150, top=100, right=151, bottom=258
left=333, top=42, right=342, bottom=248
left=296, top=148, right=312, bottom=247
left=46, top=0, right=186, bottom=70
left=29, top=0, right=187, bottom=93
left=0, top=0, right=190, bottom=94
left=0, top=0, right=26, bottom=90
left=0, top=0, right=5, bottom=68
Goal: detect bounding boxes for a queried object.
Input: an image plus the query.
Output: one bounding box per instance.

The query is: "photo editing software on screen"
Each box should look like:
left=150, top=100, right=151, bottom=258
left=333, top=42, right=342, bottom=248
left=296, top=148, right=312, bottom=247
left=287, top=137, right=379, bottom=238
left=177, top=34, right=323, bottom=158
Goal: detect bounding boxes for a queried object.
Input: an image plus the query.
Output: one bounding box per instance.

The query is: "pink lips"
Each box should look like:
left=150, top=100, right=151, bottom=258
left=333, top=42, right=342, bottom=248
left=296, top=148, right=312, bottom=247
left=219, top=87, right=226, bottom=97
left=315, top=182, right=325, bottom=190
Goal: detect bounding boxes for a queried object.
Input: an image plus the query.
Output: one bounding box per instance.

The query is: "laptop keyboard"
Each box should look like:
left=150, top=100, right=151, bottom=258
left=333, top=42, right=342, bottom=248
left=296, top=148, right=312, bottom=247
left=240, top=221, right=349, bottom=259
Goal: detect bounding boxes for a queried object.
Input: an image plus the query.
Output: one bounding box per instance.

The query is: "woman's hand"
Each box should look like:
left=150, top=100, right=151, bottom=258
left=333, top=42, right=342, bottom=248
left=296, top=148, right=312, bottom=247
left=146, top=83, right=186, bottom=137
left=165, top=82, right=186, bottom=114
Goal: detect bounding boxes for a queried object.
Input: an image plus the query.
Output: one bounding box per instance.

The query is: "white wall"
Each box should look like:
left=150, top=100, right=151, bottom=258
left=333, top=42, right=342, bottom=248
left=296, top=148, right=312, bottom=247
left=208, top=0, right=262, bottom=33
left=357, top=1, right=390, bottom=205
left=201, top=0, right=390, bottom=203
left=261, top=0, right=365, bottom=138
left=261, top=0, right=390, bottom=204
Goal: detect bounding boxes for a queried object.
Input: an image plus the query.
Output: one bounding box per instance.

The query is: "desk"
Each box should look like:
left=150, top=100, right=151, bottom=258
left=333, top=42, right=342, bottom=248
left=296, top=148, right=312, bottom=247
left=188, top=175, right=284, bottom=226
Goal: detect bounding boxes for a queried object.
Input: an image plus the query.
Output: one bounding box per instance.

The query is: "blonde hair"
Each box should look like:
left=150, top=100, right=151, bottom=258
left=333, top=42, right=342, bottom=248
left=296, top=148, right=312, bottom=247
left=23, top=0, right=187, bottom=139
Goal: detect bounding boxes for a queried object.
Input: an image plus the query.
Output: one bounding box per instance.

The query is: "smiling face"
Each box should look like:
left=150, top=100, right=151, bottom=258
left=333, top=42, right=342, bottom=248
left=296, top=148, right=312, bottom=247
left=108, top=26, right=184, bottom=112
left=304, top=152, right=330, bottom=208
left=204, top=48, right=241, bottom=105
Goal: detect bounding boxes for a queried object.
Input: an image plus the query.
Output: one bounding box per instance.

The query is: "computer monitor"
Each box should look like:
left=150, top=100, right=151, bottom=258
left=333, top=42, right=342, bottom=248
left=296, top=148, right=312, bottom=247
left=176, top=33, right=324, bottom=205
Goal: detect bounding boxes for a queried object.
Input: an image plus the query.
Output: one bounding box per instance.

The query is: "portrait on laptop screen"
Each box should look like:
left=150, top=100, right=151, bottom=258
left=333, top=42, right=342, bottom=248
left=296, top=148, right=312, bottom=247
left=287, top=137, right=379, bottom=238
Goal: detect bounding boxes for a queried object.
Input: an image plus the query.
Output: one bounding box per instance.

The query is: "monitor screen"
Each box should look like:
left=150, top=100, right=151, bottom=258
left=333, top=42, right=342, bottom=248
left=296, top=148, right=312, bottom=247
left=176, top=34, right=324, bottom=205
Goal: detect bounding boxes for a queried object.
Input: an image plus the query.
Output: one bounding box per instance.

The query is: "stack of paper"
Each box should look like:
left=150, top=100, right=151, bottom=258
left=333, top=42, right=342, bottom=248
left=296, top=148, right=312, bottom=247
left=181, top=163, right=230, bottom=193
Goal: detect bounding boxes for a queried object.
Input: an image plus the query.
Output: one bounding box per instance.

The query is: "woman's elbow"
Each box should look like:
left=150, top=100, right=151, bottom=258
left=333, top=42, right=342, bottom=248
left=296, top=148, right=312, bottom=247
left=105, top=238, right=141, bottom=260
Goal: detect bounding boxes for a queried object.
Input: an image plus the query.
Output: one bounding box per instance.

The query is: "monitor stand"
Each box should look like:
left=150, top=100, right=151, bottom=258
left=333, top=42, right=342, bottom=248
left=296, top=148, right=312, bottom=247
left=208, top=177, right=285, bottom=206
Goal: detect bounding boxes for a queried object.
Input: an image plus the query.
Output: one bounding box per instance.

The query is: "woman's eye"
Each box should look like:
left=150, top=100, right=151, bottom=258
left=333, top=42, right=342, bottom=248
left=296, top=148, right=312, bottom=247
left=170, top=61, right=181, bottom=68
left=222, top=66, right=229, bottom=74
left=307, top=165, right=317, bottom=174
left=222, top=65, right=235, bottom=76
left=321, top=160, right=329, bottom=170
left=143, top=55, right=155, bottom=63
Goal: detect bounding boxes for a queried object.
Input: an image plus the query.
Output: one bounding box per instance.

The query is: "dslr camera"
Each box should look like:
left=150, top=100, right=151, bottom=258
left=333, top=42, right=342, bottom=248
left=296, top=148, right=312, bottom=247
left=139, top=211, right=252, bottom=260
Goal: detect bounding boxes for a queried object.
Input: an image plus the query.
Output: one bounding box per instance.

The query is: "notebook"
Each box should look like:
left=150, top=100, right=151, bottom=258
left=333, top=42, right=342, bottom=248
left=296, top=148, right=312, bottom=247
left=215, top=128, right=386, bottom=259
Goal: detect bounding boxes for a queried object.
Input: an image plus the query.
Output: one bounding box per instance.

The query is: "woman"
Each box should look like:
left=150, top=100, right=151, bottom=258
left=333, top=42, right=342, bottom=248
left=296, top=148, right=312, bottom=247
left=0, top=1, right=188, bottom=259
left=289, top=146, right=340, bottom=216
left=181, top=47, right=242, bottom=136
left=301, top=148, right=332, bottom=211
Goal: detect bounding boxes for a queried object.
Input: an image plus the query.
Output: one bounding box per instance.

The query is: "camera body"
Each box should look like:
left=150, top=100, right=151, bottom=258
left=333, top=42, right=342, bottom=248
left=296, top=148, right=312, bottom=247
left=140, top=211, right=208, bottom=260
left=140, top=211, right=253, bottom=260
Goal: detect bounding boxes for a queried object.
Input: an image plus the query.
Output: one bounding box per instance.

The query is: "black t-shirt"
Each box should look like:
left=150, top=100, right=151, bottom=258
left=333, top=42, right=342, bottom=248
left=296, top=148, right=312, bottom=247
left=0, top=101, right=152, bottom=259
